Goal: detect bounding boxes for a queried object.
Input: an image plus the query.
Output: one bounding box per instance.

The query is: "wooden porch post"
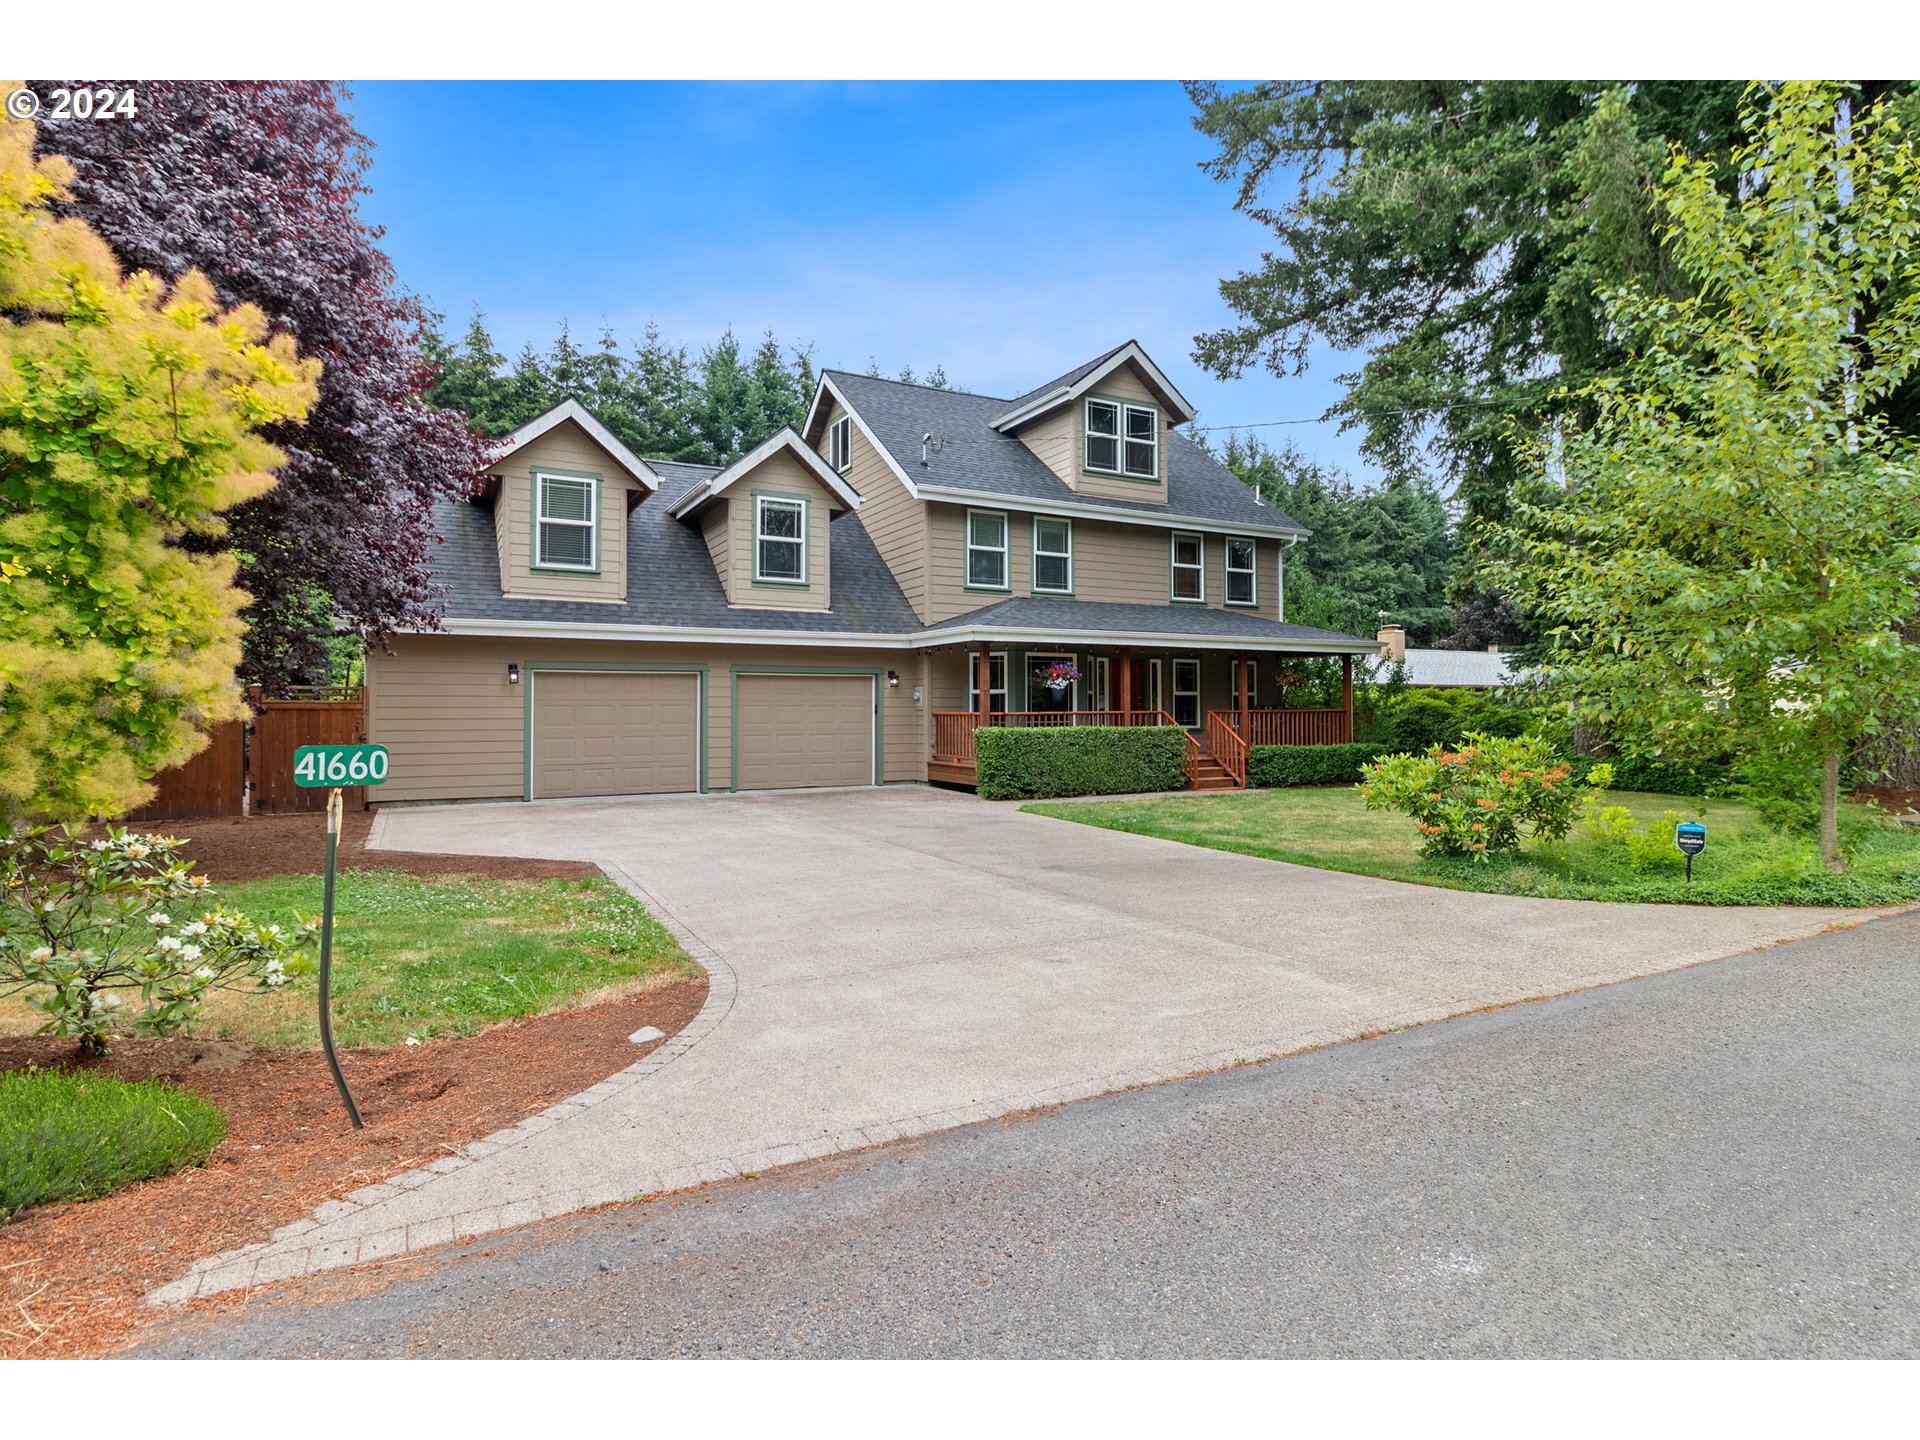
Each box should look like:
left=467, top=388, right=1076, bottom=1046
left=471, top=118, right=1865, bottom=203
left=1341, top=653, right=1354, bottom=743
left=1118, top=646, right=1132, bottom=716
left=1237, top=650, right=1250, bottom=733
left=977, top=645, right=991, bottom=720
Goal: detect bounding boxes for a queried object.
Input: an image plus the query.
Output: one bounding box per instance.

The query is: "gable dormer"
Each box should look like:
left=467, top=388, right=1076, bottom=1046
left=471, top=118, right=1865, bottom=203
left=485, top=399, right=660, bottom=603
left=668, top=427, right=862, bottom=611
left=992, top=341, right=1197, bottom=505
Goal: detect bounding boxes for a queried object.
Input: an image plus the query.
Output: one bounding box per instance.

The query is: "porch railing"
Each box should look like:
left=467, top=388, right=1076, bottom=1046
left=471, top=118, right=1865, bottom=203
left=931, top=710, right=1182, bottom=766
left=1202, top=711, right=1249, bottom=788
left=1219, top=706, right=1352, bottom=746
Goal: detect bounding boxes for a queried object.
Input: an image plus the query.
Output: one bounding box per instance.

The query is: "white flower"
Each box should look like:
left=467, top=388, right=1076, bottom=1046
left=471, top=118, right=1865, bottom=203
left=156, top=935, right=182, bottom=953
left=181, top=920, right=208, bottom=937
left=127, top=844, right=150, bottom=859
left=89, top=992, right=122, bottom=1012
left=192, top=966, right=215, bottom=982
left=28, top=946, right=52, bottom=964
left=267, top=924, right=283, bottom=937
left=149, top=912, right=171, bottom=927
left=180, top=944, right=203, bottom=962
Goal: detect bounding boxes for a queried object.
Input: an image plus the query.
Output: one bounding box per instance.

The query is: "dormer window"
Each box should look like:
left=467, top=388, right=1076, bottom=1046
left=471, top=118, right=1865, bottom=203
left=754, top=494, right=808, bottom=584
left=535, top=471, right=598, bottom=571
left=1084, top=398, right=1159, bottom=480
left=829, top=416, right=852, bottom=474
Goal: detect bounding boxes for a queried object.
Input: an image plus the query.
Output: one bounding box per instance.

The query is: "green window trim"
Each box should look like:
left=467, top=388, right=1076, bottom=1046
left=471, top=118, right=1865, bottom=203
left=1030, top=515, right=1074, bottom=595
left=728, top=665, right=884, bottom=791
left=964, top=507, right=1011, bottom=592
left=1224, top=535, right=1259, bottom=607
left=530, top=468, right=602, bottom=575
left=1081, top=393, right=1163, bottom=484
left=1169, top=530, right=1206, bottom=604
left=751, top=489, right=811, bottom=589
left=521, top=661, right=710, bottom=799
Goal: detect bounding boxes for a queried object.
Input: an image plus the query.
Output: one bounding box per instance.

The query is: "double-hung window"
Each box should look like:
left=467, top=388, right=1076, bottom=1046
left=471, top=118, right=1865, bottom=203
left=1172, top=659, right=1201, bottom=729
left=829, top=416, right=852, bottom=474
left=1231, top=658, right=1259, bottom=708
left=1225, top=537, right=1258, bottom=606
left=754, top=495, right=807, bottom=584
left=967, top=650, right=1008, bottom=714
left=1083, top=399, right=1161, bottom=480
left=1170, top=532, right=1204, bottom=602
left=1122, top=405, right=1158, bottom=478
left=535, top=472, right=597, bottom=571
left=1032, top=517, right=1072, bottom=594
left=967, top=510, right=1009, bottom=589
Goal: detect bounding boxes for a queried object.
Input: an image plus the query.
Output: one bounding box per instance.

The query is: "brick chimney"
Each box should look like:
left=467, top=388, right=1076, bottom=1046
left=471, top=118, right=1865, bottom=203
left=1377, top=624, right=1407, bottom=662
left=1487, top=644, right=1500, bottom=654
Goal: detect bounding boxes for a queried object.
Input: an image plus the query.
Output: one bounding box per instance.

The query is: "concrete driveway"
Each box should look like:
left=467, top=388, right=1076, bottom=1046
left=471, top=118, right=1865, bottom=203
left=156, top=785, right=1874, bottom=1303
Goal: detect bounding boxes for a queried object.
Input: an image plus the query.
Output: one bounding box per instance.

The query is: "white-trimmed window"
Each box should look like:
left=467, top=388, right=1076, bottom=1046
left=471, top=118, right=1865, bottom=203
left=1172, top=659, right=1201, bottom=728
left=1225, top=537, right=1258, bottom=606
left=1231, top=658, right=1259, bottom=708
left=1093, top=655, right=1112, bottom=710
left=1146, top=658, right=1164, bottom=713
left=1123, top=404, right=1158, bottom=478
left=967, top=509, right=1009, bottom=589
left=1032, top=517, right=1073, bottom=594
left=829, top=416, right=852, bottom=474
left=1170, top=532, right=1205, bottom=602
left=1084, top=399, right=1120, bottom=473
left=535, top=472, right=598, bottom=571
left=754, top=494, right=808, bottom=584
left=967, top=650, right=1008, bottom=714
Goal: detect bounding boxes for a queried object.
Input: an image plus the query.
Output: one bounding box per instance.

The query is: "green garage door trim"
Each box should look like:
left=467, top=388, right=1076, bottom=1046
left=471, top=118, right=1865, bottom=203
left=729, top=665, right=884, bottom=792
left=522, top=662, right=709, bottom=800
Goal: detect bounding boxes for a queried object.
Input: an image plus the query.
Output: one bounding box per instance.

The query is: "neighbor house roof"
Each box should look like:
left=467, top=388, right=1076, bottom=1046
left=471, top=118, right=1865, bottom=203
left=918, top=597, right=1377, bottom=653
left=428, top=467, right=918, bottom=637
left=818, top=369, right=1306, bottom=537
left=1369, top=648, right=1522, bottom=688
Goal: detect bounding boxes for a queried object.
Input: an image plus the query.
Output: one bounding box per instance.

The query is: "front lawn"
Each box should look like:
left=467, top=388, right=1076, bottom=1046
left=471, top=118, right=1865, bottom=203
left=1025, top=787, right=1920, bottom=906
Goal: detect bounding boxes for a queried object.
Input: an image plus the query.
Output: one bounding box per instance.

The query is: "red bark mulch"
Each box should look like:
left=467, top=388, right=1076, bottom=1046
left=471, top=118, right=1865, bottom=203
left=1857, top=786, right=1920, bottom=819
left=0, top=812, right=708, bottom=1360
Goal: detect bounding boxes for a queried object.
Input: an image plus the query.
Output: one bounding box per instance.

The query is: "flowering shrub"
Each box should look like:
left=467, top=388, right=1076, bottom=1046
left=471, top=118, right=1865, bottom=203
left=0, top=826, right=316, bottom=1055
left=1357, top=733, right=1600, bottom=861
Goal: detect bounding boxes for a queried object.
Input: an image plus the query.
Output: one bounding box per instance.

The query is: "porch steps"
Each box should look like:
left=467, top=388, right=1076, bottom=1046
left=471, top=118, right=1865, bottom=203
left=1189, top=757, right=1243, bottom=792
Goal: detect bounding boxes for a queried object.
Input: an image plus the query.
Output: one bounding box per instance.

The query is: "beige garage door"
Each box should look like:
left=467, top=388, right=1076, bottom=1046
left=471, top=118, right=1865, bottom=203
left=735, top=674, right=875, bottom=791
left=532, top=670, right=699, bottom=799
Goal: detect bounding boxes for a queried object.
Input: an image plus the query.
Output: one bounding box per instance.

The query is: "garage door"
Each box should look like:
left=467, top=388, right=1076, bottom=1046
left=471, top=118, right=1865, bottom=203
left=735, top=674, right=875, bottom=791
left=531, top=670, right=699, bottom=799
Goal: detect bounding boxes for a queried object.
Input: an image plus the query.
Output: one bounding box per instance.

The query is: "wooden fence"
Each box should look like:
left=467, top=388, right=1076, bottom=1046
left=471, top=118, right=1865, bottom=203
left=123, top=686, right=366, bottom=822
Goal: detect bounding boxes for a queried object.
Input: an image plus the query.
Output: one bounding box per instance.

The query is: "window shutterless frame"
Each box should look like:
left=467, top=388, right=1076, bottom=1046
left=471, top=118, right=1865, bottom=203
left=829, top=415, right=852, bottom=474
left=1083, top=398, right=1120, bottom=474
left=1170, top=531, right=1205, bottom=602
left=1031, top=516, right=1073, bottom=594
left=1231, top=658, right=1259, bottom=708
left=1224, top=536, right=1258, bottom=606
left=1122, top=404, right=1158, bottom=479
left=1172, top=658, right=1201, bottom=729
left=533, top=470, right=599, bottom=572
left=965, top=508, right=1010, bottom=590
left=753, top=493, right=808, bottom=585
left=967, top=649, right=1009, bottom=714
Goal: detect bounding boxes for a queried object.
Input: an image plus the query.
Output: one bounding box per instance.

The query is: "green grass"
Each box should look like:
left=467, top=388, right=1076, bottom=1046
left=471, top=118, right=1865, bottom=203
left=209, top=870, right=699, bottom=1048
left=1025, top=786, right=1920, bottom=907
left=1, top=1069, right=226, bottom=1223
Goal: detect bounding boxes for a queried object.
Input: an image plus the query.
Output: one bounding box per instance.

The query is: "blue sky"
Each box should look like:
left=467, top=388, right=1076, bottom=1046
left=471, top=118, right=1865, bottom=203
left=347, top=80, right=1378, bottom=479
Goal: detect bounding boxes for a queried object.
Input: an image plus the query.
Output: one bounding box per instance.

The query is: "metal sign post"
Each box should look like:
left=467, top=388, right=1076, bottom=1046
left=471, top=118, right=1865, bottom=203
left=1675, top=821, right=1707, bottom=883
left=294, top=743, right=391, bottom=1128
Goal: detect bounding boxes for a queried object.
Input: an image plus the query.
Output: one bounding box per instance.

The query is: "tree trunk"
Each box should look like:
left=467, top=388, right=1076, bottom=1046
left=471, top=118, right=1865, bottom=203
left=1819, top=751, right=1846, bottom=873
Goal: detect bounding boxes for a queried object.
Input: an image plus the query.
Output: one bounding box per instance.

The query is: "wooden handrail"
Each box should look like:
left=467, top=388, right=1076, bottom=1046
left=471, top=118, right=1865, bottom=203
left=1203, top=711, right=1249, bottom=788
left=1219, top=707, right=1352, bottom=747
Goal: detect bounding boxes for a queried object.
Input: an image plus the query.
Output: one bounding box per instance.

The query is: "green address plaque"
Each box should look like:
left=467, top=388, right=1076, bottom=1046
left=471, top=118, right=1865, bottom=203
left=293, top=743, right=391, bottom=788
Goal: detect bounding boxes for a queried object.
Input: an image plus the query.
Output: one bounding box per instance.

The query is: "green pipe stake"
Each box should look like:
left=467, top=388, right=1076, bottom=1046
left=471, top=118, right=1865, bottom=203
left=318, top=786, right=364, bottom=1128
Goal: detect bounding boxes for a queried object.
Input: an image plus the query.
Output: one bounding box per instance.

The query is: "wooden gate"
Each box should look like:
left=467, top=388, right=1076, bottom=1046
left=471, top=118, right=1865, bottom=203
left=249, top=686, right=368, bottom=813
left=124, top=718, right=248, bottom=822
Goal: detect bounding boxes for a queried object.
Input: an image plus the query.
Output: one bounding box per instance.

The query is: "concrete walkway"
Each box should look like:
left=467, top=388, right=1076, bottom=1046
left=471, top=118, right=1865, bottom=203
left=153, top=786, right=1876, bottom=1304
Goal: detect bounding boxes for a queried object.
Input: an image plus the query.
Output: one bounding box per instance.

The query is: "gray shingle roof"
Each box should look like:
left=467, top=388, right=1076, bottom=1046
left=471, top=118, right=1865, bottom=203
left=823, top=369, right=1305, bottom=533
left=920, top=597, right=1376, bottom=650
left=431, top=485, right=919, bottom=634
left=1367, top=648, right=1521, bottom=687
left=993, top=340, right=1132, bottom=419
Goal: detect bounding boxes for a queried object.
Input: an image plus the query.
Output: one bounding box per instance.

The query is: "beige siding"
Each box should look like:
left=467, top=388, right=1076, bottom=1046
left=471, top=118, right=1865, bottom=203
left=815, top=401, right=929, bottom=619
left=490, top=421, right=642, bottom=603
left=701, top=502, right=730, bottom=592
left=923, top=506, right=1284, bottom=623
left=1013, top=362, right=1170, bottom=505
left=366, top=635, right=927, bottom=802
left=722, top=451, right=834, bottom=612
left=1019, top=404, right=1077, bottom=489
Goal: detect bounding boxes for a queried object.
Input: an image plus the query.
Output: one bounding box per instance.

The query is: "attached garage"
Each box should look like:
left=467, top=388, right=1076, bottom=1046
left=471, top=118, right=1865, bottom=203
left=734, top=673, right=876, bottom=791
left=531, top=669, right=701, bottom=799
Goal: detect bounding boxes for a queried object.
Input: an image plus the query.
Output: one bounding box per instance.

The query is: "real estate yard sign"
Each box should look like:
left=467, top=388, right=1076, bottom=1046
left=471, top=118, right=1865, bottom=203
left=293, top=743, right=391, bottom=1128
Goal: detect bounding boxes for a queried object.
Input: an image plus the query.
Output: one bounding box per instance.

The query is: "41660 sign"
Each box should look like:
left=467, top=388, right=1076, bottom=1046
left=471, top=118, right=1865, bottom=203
left=292, top=743, right=390, bottom=788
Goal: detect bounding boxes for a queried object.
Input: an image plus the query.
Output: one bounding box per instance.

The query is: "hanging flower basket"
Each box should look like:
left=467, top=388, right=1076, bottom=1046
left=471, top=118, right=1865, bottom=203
left=1033, top=661, right=1082, bottom=695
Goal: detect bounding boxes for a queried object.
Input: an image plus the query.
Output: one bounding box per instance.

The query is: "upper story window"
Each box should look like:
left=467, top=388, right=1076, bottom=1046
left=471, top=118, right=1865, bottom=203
left=1170, top=531, right=1204, bottom=602
left=535, top=471, right=598, bottom=571
left=1032, top=517, right=1072, bottom=594
left=967, top=509, right=1009, bottom=590
left=754, top=494, right=808, bottom=584
left=1225, top=537, right=1257, bottom=606
left=1084, top=398, right=1159, bottom=480
left=829, top=416, right=852, bottom=474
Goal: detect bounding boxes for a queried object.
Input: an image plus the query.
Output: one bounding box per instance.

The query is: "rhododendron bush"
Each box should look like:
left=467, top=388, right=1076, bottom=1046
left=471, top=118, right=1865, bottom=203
left=0, top=827, right=314, bottom=1054
left=1357, top=734, right=1602, bottom=861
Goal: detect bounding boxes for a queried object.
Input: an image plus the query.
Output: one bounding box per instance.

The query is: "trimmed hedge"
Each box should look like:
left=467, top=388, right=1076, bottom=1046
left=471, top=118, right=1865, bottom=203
left=975, top=725, right=1189, bottom=800
left=1567, top=755, right=1734, bottom=798
left=1247, top=742, right=1385, bottom=788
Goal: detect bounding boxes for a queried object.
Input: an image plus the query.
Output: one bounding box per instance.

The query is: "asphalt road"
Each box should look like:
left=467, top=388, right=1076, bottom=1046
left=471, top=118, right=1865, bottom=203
left=135, top=910, right=1920, bottom=1358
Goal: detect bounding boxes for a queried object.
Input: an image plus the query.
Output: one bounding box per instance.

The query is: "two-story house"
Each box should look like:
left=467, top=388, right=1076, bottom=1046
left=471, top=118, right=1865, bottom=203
left=365, top=341, right=1378, bottom=803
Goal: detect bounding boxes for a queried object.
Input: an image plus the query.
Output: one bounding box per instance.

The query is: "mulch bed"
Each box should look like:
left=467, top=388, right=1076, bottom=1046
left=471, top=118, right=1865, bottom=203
left=0, top=812, right=708, bottom=1360
left=1857, top=787, right=1920, bottom=820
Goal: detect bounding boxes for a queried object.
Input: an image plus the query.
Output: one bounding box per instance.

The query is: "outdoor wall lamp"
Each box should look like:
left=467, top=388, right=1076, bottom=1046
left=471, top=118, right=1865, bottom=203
left=507, top=663, right=521, bottom=685
left=887, top=671, right=900, bottom=688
